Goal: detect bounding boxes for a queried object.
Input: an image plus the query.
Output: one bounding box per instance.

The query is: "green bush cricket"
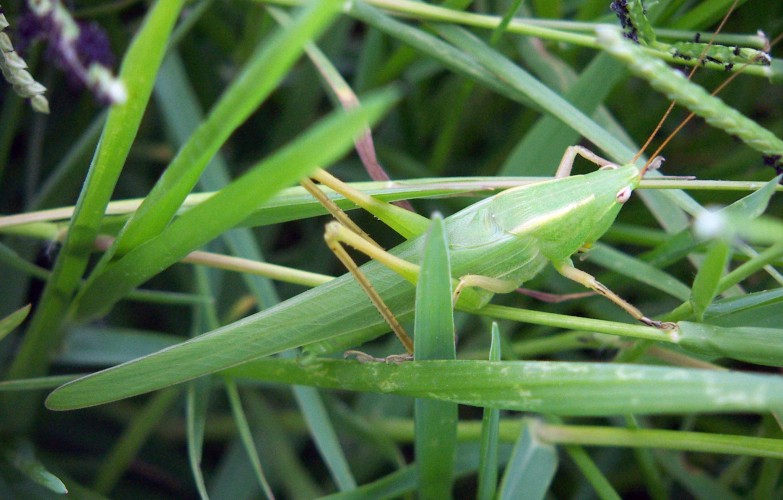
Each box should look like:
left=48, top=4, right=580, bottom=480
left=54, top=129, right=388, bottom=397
left=45, top=3, right=778, bottom=411
left=46, top=140, right=683, bottom=410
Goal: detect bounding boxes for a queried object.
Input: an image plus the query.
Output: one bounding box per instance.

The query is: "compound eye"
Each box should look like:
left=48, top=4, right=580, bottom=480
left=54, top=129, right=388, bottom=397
left=616, top=186, right=632, bottom=203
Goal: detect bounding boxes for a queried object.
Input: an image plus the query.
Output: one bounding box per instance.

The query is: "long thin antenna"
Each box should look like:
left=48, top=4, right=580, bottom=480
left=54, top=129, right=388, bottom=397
left=634, top=0, right=740, bottom=171
left=641, top=15, right=781, bottom=176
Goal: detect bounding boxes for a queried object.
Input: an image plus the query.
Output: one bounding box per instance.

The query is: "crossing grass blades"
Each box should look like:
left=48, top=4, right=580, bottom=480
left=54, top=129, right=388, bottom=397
left=0, top=0, right=782, bottom=497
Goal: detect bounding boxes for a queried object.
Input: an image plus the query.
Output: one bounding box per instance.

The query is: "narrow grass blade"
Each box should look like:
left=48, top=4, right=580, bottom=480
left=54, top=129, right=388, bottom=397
left=498, top=423, right=557, bottom=500
left=112, top=0, right=344, bottom=255
left=624, top=416, right=666, bottom=500
left=225, top=380, right=275, bottom=500
left=221, top=359, right=783, bottom=416
left=73, top=87, right=400, bottom=321
left=186, top=379, right=211, bottom=500
left=501, top=52, right=628, bottom=176
left=242, top=392, right=323, bottom=498
left=292, top=386, right=357, bottom=492
left=434, top=23, right=635, bottom=164
left=5, top=440, right=67, bottom=494
left=536, top=422, right=783, bottom=458
left=678, top=322, right=783, bottom=367
left=690, top=241, right=731, bottom=321
left=704, top=289, right=783, bottom=327
left=414, top=214, right=457, bottom=498
left=2, top=0, right=186, bottom=432
left=0, top=304, right=29, bottom=342
left=477, top=323, right=501, bottom=500
left=589, top=244, right=691, bottom=301
left=561, top=443, right=620, bottom=500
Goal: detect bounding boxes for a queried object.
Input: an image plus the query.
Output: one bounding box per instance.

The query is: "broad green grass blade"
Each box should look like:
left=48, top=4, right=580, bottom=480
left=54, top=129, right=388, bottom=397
left=477, top=323, right=501, bottom=500
left=705, top=289, right=783, bottom=328
left=678, top=322, right=783, bottom=367
left=690, top=241, right=731, bottom=321
left=73, top=87, right=399, bottom=321
left=221, top=359, right=783, bottom=416
left=498, top=423, right=557, bottom=500
left=154, top=52, right=280, bottom=308
left=3, top=0, right=186, bottom=432
left=414, top=214, right=457, bottom=498
left=110, top=0, right=345, bottom=256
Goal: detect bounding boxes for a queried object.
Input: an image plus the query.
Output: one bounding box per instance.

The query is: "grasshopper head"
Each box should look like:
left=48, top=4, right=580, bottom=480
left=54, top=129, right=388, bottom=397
left=494, top=163, right=641, bottom=263
left=580, top=163, right=643, bottom=249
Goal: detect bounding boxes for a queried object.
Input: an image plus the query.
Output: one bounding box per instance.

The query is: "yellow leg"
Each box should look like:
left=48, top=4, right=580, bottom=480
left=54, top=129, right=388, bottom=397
left=324, top=222, right=524, bottom=352
left=324, top=221, right=415, bottom=355
left=312, top=168, right=428, bottom=239
left=452, top=274, right=519, bottom=306
left=300, top=176, right=382, bottom=249
left=555, top=260, right=677, bottom=330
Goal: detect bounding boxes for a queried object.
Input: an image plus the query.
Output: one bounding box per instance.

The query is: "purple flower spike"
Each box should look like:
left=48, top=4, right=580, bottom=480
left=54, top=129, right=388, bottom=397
left=17, top=0, right=126, bottom=107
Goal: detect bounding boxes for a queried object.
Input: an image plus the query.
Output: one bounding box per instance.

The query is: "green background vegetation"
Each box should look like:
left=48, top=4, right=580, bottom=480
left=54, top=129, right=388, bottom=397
left=1, top=0, right=782, bottom=497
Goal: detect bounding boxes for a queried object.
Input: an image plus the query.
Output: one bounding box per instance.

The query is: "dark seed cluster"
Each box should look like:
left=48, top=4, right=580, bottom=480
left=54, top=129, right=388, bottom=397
left=610, top=0, right=639, bottom=43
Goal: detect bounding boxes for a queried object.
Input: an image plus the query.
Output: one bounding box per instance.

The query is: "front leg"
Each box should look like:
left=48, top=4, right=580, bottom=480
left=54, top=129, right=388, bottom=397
left=556, top=146, right=618, bottom=178
left=452, top=274, right=519, bottom=307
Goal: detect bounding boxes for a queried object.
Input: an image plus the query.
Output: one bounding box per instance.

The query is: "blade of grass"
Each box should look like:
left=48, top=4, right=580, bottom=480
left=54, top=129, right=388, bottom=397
left=225, top=380, right=275, bottom=499
left=589, top=244, right=691, bottom=301
left=2, top=0, right=186, bottom=433
left=222, top=358, right=783, bottom=416
left=477, top=323, right=501, bottom=500
left=154, top=51, right=281, bottom=308
left=5, top=440, right=68, bottom=495
left=0, top=304, right=30, bottom=342
left=72, top=87, right=400, bottom=321
left=414, top=214, right=457, bottom=498
left=690, top=241, right=731, bottom=321
left=186, top=379, right=211, bottom=500
left=497, top=422, right=557, bottom=499
left=45, top=90, right=400, bottom=410
left=108, top=0, right=344, bottom=258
